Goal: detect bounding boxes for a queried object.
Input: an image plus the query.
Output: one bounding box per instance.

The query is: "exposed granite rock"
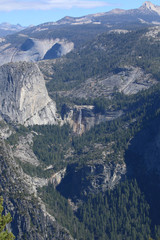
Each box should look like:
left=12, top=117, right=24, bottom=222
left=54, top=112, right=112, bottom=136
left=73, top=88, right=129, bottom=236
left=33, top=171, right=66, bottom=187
left=58, top=66, right=157, bottom=99
left=0, top=38, right=74, bottom=66
left=0, top=61, right=61, bottom=126
left=57, top=161, right=126, bottom=202
left=43, top=41, right=74, bottom=60
left=13, top=133, right=40, bottom=166
left=50, top=168, right=67, bottom=187
left=145, top=26, right=160, bottom=40
left=0, top=139, right=73, bottom=240
left=0, top=119, right=13, bottom=139
left=63, top=105, right=123, bottom=134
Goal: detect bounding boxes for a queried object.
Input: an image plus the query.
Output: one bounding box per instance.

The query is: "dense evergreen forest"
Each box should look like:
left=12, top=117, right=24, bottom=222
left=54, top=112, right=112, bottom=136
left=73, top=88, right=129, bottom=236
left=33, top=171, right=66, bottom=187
left=39, top=179, right=160, bottom=240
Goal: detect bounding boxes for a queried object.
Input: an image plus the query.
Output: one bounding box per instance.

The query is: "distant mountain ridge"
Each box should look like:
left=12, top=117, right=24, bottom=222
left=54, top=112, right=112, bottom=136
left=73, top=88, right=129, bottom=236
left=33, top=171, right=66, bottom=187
left=49, top=1, right=160, bottom=26
left=0, top=1, right=159, bottom=65
left=1, top=1, right=160, bottom=35
left=0, top=22, right=25, bottom=37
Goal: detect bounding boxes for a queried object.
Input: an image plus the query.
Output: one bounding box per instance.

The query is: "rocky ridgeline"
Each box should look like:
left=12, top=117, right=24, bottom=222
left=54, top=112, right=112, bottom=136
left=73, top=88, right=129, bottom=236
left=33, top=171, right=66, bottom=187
left=0, top=61, right=60, bottom=126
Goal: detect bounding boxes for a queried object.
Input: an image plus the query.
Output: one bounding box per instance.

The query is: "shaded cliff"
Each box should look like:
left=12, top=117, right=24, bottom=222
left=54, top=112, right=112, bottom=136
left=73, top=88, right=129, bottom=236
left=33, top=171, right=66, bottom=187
left=125, top=114, right=160, bottom=226
left=57, top=162, right=126, bottom=202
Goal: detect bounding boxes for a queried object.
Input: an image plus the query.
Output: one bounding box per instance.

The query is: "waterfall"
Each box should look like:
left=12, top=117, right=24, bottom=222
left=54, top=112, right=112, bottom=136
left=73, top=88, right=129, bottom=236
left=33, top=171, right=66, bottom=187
left=78, top=109, right=82, bottom=133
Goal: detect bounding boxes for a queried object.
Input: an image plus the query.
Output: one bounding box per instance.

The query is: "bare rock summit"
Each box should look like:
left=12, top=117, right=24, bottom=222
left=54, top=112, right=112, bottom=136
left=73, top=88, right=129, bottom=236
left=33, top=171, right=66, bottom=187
left=140, top=1, right=160, bottom=15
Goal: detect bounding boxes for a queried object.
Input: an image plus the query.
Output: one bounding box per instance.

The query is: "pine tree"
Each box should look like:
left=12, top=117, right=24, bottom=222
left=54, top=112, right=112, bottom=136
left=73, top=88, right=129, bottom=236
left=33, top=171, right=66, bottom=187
left=0, top=197, right=15, bottom=240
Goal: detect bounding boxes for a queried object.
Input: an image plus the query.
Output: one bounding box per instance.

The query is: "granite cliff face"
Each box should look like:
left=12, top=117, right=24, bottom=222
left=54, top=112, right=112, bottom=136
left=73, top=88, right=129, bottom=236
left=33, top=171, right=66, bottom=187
left=0, top=38, right=74, bottom=66
left=63, top=105, right=123, bottom=135
left=0, top=61, right=60, bottom=125
left=0, top=139, right=73, bottom=240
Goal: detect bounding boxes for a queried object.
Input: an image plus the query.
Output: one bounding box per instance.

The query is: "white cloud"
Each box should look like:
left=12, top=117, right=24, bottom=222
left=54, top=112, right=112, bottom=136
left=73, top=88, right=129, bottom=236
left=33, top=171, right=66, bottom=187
left=0, top=0, right=109, bottom=11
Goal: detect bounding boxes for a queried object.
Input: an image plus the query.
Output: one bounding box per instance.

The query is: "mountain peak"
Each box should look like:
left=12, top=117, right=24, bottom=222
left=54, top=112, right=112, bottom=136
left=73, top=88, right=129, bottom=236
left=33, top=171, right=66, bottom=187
left=140, top=1, right=160, bottom=15
left=142, top=1, right=155, bottom=9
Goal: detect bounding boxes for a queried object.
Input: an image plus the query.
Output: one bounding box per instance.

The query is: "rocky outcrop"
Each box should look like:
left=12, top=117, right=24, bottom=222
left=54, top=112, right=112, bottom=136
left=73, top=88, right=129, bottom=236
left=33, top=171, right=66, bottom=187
left=0, top=61, right=61, bottom=126
left=0, top=118, right=13, bottom=139
left=0, top=38, right=74, bottom=66
left=0, top=139, right=73, bottom=240
left=50, top=168, right=66, bottom=187
left=13, top=133, right=40, bottom=166
left=57, top=161, right=126, bottom=202
left=59, top=67, right=157, bottom=99
left=43, top=41, right=74, bottom=59
left=63, top=105, right=123, bottom=134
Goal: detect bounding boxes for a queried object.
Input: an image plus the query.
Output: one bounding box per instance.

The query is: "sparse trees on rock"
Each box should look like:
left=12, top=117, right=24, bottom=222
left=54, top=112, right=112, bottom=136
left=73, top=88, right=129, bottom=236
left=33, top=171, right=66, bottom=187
left=0, top=197, right=15, bottom=240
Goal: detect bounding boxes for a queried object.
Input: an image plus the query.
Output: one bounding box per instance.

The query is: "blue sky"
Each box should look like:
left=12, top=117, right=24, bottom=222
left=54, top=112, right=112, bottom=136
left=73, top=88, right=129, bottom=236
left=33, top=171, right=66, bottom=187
left=0, top=0, right=159, bottom=26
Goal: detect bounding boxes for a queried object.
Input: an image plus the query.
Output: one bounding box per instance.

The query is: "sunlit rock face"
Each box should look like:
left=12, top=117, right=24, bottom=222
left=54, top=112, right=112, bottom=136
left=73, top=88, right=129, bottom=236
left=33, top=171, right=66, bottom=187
left=0, top=38, right=74, bottom=66
left=0, top=61, right=60, bottom=125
